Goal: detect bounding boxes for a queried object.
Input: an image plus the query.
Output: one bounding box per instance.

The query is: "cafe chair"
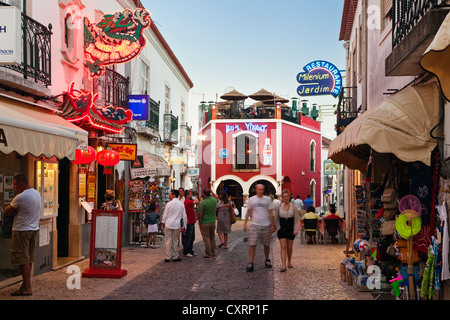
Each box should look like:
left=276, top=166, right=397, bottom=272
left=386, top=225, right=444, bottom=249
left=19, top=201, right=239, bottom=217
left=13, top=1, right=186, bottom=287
left=324, top=218, right=341, bottom=244
left=302, top=219, right=320, bottom=244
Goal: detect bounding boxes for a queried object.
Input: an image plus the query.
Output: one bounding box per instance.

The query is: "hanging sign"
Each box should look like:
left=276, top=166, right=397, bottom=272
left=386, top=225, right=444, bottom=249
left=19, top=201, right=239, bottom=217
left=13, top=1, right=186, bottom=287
left=297, top=60, right=343, bottom=98
left=108, top=143, right=137, bottom=161
left=0, top=6, right=21, bottom=65
left=324, top=159, right=340, bottom=175
left=128, top=95, right=149, bottom=121
left=84, top=8, right=151, bottom=78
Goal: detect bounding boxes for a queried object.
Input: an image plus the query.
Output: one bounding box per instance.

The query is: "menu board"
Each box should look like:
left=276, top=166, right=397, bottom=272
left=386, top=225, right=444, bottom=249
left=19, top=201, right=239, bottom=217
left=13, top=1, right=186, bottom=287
left=36, top=161, right=58, bottom=218
left=82, top=210, right=127, bottom=279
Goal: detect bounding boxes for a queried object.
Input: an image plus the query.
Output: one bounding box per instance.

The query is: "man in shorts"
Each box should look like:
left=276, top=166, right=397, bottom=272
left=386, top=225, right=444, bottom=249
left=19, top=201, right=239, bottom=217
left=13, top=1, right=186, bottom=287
left=3, top=174, right=41, bottom=296
left=243, top=184, right=276, bottom=272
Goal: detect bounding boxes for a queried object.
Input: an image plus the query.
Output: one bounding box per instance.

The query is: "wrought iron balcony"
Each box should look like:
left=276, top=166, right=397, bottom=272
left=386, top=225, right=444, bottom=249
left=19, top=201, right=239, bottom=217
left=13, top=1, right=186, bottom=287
left=386, top=0, right=449, bottom=76
left=0, top=2, right=52, bottom=87
left=94, top=68, right=129, bottom=110
left=135, top=98, right=160, bottom=138
left=336, top=87, right=358, bottom=135
left=180, top=123, right=192, bottom=149
left=163, top=112, right=179, bottom=145
left=392, top=0, right=439, bottom=49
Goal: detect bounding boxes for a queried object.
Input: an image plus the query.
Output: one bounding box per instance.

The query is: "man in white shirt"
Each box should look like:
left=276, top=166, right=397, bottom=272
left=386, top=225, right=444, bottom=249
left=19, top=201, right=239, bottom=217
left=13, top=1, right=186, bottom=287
left=3, top=174, right=41, bottom=296
left=178, top=187, right=185, bottom=203
left=243, top=184, right=275, bottom=272
left=162, top=189, right=187, bottom=262
left=293, top=196, right=303, bottom=212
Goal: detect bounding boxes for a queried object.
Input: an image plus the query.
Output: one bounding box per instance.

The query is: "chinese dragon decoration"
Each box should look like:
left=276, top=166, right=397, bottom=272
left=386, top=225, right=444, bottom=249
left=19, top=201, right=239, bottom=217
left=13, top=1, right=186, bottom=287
left=84, top=8, right=151, bottom=78
left=60, top=82, right=133, bottom=134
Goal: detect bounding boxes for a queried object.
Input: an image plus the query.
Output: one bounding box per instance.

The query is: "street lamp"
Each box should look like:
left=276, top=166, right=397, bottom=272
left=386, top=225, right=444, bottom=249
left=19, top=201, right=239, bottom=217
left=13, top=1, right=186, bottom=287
left=172, top=177, right=176, bottom=189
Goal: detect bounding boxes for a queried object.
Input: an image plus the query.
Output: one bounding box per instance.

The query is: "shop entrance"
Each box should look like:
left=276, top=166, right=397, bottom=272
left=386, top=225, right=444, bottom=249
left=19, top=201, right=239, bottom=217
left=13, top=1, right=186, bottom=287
left=57, top=158, right=70, bottom=258
left=222, top=180, right=244, bottom=216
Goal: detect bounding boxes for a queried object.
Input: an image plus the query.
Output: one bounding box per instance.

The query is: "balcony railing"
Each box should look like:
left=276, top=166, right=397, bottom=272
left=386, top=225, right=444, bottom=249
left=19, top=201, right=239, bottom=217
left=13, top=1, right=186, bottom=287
left=180, top=123, right=192, bottom=149
left=163, top=113, right=179, bottom=144
left=0, top=2, right=52, bottom=87
left=146, top=99, right=160, bottom=130
left=392, top=0, right=439, bottom=49
left=336, top=87, right=358, bottom=135
left=94, top=68, right=129, bottom=110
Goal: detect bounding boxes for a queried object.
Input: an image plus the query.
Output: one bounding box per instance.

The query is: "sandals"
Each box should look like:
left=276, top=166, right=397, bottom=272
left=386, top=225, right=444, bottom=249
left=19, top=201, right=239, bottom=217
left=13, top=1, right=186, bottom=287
left=11, top=287, right=32, bottom=296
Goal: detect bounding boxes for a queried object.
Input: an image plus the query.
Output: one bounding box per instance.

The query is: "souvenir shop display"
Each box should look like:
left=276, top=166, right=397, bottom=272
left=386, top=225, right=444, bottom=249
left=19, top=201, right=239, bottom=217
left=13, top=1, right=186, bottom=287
left=341, top=150, right=446, bottom=299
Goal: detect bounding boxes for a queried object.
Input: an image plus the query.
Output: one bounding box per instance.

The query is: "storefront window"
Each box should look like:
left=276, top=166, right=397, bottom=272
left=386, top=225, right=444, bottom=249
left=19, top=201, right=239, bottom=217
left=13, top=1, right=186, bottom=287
left=36, top=161, right=58, bottom=218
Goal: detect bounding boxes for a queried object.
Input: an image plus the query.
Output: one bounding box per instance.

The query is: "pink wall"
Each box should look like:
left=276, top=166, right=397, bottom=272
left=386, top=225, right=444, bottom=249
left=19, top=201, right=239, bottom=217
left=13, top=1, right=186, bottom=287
left=282, top=124, right=321, bottom=206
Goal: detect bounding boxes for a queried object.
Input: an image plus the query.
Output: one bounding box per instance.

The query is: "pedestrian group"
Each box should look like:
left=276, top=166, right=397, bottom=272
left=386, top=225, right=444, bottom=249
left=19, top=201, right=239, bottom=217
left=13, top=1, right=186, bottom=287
left=155, top=184, right=327, bottom=273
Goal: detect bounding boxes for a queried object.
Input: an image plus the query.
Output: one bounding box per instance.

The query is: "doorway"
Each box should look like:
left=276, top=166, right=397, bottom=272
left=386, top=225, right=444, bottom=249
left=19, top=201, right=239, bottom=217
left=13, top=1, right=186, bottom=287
left=57, top=158, right=70, bottom=258
left=222, top=180, right=244, bottom=216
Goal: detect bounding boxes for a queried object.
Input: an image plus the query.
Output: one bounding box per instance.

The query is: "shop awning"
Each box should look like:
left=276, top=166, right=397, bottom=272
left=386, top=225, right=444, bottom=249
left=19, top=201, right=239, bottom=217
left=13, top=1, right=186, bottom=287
left=0, top=96, right=88, bottom=161
left=130, top=152, right=171, bottom=179
left=420, top=11, right=450, bottom=101
left=328, top=83, right=440, bottom=171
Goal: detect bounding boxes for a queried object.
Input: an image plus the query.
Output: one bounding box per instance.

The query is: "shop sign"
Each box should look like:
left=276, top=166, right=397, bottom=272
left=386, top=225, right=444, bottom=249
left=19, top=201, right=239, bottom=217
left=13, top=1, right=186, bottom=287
left=108, top=143, right=137, bottom=161
left=226, top=123, right=268, bottom=134
left=0, top=128, right=7, bottom=147
left=324, top=159, right=340, bottom=175
left=170, top=156, right=185, bottom=165
left=188, top=168, right=199, bottom=175
left=128, top=95, right=149, bottom=121
left=84, top=8, right=151, bottom=78
left=297, top=60, right=343, bottom=98
left=0, top=7, right=21, bottom=65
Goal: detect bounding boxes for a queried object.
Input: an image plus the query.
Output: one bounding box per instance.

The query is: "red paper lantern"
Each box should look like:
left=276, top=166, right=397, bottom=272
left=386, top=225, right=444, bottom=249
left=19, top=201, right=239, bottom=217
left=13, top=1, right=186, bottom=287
left=97, top=149, right=120, bottom=175
left=73, top=146, right=96, bottom=165
left=96, top=149, right=121, bottom=167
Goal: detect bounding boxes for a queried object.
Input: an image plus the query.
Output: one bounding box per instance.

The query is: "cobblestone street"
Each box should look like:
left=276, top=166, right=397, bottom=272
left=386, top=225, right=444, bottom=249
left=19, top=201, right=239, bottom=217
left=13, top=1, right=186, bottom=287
left=0, top=221, right=376, bottom=301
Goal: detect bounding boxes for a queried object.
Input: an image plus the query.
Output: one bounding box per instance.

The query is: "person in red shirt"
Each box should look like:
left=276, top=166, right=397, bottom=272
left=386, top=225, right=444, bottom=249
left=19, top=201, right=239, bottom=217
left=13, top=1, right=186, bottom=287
left=182, top=190, right=199, bottom=257
left=324, top=204, right=343, bottom=244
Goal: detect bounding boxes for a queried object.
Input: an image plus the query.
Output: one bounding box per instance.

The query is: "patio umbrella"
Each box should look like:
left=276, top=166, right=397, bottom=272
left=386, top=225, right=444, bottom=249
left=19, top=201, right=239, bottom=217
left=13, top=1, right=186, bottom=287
left=249, top=88, right=275, bottom=101
left=220, top=90, right=248, bottom=101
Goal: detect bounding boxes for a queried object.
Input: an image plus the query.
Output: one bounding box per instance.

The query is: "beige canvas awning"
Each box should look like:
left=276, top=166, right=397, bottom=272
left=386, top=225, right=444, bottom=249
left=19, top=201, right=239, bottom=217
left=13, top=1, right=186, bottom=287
left=421, top=11, right=450, bottom=101
left=0, top=96, right=88, bottom=161
left=328, top=83, right=440, bottom=171
left=130, top=152, right=171, bottom=179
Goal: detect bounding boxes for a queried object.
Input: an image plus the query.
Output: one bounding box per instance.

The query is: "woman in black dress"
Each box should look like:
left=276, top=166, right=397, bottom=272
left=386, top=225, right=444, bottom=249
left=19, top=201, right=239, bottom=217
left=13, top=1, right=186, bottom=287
left=274, top=189, right=300, bottom=272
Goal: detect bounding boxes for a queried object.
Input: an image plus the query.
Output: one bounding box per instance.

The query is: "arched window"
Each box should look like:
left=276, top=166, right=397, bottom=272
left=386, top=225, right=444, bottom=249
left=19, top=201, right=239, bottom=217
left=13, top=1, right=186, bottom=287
left=234, top=133, right=258, bottom=170
left=310, top=140, right=316, bottom=172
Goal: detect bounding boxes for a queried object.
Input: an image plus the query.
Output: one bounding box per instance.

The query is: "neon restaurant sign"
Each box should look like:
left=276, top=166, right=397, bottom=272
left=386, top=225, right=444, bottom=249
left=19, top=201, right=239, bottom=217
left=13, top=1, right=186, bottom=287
left=84, top=8, right=151, bottom=78
left=60, top=83, right=133, bottom=134
left=297, top=60, right=343, bottom=98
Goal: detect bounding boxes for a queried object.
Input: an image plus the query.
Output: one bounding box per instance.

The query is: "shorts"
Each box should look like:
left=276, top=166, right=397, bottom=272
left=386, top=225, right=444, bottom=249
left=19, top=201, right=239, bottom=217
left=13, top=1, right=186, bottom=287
left=11, top=230, right=39, bottom=266
left=248, top=225, right=272, bottom=247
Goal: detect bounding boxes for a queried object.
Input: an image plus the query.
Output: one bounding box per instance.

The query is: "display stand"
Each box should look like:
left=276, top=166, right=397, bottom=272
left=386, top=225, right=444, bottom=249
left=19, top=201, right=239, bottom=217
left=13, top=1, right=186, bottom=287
left=82, top=210, right=127, bottom=279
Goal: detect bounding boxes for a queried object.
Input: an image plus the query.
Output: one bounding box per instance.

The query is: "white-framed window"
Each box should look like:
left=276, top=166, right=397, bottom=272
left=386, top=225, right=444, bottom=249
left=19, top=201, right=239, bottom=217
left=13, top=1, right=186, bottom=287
left=233, top=131, right=259, bottom=170
left=180, top=100, right=185, bottom=124
left=165, top=85, right=171, bottom=114
left=141, top=61, right=149, bottom=95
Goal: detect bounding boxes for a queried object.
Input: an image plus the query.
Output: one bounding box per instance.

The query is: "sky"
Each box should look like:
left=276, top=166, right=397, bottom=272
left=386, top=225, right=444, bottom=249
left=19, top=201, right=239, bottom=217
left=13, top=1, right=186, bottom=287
left=141, top=0, right=346, bottom=139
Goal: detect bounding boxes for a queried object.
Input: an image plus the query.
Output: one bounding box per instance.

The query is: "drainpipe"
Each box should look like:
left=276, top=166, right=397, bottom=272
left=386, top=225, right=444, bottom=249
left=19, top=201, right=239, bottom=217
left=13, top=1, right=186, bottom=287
left=362, top=0, right=368, bottom=111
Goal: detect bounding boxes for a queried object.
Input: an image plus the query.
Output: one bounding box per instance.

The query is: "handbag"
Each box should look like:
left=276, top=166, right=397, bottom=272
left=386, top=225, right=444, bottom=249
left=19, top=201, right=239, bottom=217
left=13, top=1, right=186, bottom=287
left=383, top=209, right=397, bottom=221
left=229, top=205, right=236, bottom=224
left=382, top=169, right=398, bottom=210
left=380, top=220, right=396, bottom=235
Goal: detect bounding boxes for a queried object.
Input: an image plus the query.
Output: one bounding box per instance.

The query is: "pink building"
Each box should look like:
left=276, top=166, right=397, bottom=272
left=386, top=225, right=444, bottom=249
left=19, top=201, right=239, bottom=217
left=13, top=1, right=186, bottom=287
left=199, top=108, right=322, bottom=214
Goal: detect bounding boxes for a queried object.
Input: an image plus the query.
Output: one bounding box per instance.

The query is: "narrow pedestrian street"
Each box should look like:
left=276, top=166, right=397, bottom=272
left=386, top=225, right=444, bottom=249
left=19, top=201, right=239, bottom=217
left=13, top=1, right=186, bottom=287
left=0, top=221, right=376, bottom=301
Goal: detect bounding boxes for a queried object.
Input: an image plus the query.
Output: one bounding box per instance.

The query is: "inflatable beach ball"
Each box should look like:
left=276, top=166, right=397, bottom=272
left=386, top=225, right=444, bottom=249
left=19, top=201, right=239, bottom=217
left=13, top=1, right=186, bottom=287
left=354, top=239, right=362, bottom=252
left=359, top=240, right=371, bottom=254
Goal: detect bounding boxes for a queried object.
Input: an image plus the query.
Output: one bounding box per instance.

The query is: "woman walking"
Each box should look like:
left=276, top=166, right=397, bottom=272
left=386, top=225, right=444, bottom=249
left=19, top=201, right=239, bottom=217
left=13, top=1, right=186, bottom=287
left=216, top=190, right=232, bottom=249
left=274, top=189, right=300, bottom=272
